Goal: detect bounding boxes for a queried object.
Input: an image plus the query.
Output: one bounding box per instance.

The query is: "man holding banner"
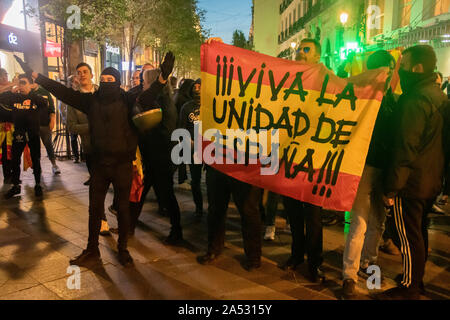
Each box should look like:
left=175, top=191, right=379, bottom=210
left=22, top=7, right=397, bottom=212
left=281, top=39, right=326, bottom=282
left=197, top=38, right=388, bottom=274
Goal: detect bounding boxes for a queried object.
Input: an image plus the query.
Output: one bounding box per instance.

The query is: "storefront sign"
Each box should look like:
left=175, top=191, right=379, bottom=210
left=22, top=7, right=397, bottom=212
left=0, top=23, right=40, bottom=53
left=106, top=44, right=120, bottom=55
left=8, top=32, right=18, bottom=45
left=45, top=40, right=62, bottom=57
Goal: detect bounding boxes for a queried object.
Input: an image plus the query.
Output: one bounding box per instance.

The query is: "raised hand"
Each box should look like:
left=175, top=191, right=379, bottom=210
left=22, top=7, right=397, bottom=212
left=160, top=51, right=175, bottom=80
left=13, top=55, right=33, bottom=77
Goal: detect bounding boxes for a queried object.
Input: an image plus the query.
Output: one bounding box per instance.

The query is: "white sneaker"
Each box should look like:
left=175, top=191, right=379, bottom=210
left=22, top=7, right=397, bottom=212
left=264, top=225, right=276, bottom=241
left=52, top=165, right=61, bottom=175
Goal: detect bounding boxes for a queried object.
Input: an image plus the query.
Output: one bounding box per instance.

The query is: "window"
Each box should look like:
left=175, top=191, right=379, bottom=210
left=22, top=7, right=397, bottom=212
left=398, top=0, right=412, bottom=28
left=289, top=13, right=292, bottom=27
left=435, top=0, right=450, bottom=16
left=424, top=0, right=450, bottom=19
left=294, top=8, right=296, bottom=21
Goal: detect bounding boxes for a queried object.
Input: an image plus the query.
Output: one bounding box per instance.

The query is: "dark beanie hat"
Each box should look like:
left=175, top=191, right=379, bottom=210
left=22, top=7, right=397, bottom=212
left=101, top=67, right=121, bottom=85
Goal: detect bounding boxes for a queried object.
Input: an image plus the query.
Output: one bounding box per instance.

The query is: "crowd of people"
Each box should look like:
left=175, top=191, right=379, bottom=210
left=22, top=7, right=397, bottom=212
left=0, top=38, right=448, bottom=300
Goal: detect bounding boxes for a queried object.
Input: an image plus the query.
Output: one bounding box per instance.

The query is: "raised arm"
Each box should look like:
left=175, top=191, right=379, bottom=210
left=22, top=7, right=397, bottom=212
left=14, top=55, right=91, bottom=114
left=34, top=74, right=91, bottom=114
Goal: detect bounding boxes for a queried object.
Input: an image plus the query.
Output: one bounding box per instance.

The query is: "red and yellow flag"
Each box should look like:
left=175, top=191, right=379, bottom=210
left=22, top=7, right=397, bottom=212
left=200, top=41, right=388, bottom=211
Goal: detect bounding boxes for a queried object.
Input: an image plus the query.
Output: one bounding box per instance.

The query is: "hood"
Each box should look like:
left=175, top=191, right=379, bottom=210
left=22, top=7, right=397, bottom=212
left=175, top=79, right=195, bottom=106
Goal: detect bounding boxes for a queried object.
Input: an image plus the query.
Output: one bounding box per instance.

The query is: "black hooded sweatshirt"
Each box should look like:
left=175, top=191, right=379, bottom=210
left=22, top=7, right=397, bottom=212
left=174, top=79, right=195, bottom=115
left=137, top=80, right=177, bottom=152
left=178, top=79, right=200, bottom=138
left=0, top=91, right=48, bottom=134
left=35, top=73, right=164, bottom=164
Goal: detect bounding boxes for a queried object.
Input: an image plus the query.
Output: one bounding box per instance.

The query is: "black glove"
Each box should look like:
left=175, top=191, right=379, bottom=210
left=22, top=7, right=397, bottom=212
left=160, top=51, right=175, bottom=80
left=13, top=55, right=33, bottom=77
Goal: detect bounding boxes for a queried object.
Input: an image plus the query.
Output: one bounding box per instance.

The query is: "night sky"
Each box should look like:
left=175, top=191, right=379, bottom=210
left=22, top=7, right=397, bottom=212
left=197, top=0, right=252, bottom=44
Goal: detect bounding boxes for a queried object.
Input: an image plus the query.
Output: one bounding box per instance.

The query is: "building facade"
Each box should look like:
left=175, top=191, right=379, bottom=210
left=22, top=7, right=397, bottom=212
left=253, top=0, right=449, bottom=74
left=0, top=0, right=43, bottom=78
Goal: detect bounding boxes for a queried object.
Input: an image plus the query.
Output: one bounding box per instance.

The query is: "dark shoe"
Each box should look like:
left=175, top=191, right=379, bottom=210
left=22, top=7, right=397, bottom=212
left=282, top=256, right=304, bottom=271
left=157, top=207, right=168, bottom=216
left=380, top=239, right=401, bottom=255
left=118, top=249, right=133, bottom=267
left=165, top=228, right=183, bottom=245
left=420, top=282, right=426, bottom=295
left=108, top=205, right=117, bottom=216
left=70, top=249, right=101, bottom=267
left=4, top=185, right=21, bottom=199
left=3, top=177, right=12, bottom=185
left=244, top=260, right=261, bottom=272
left=375, top=286, right=420, bottom=300
left=342, top=279, right=357, bottom=299
left=73, top=158, right=80, bottom=164
left=83, top=178, right=91, bottom=186
left=34, top=184, right=43, bottom=197
left=194, top=208, right=203, bottom=218
left=394, top=274, right=425, bottom=295
left=309, top=265, right=326, bottom=283
left=197, top=252, right=220, bottom=265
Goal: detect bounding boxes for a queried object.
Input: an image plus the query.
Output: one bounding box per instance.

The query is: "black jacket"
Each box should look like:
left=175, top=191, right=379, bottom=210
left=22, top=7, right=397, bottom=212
left=366, top=89, right=397, bottom=169
left=0, top=91, right=48, bottom=134
left=384, top=74, right=448, bottom=200
left=36, top=74, right=164, bottom=164
left=138, top=82, right=177, bottom=152
left=174, top=79, right=195, bottom=115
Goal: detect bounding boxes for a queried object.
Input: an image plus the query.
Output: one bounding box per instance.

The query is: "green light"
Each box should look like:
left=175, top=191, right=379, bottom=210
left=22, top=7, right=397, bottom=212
left=344, top=211, right=351, bottom=234
left=339, top=42, right=364, bottom=62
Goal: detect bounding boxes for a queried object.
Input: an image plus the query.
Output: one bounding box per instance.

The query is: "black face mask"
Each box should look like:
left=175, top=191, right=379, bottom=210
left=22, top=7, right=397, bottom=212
left=98, top=82, right=121, bottom=103
left=398, top=68, right=432, bottom=92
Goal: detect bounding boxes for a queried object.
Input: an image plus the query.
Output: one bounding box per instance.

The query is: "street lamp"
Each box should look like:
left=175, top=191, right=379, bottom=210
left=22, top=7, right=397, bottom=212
left=340, top=12, right=349, bottom=25
left=290, top=41, right=297, bottom=60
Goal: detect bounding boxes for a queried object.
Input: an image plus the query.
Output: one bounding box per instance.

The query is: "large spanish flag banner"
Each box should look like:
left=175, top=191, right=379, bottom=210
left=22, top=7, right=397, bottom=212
left=200, top=41, right=388, bottom=211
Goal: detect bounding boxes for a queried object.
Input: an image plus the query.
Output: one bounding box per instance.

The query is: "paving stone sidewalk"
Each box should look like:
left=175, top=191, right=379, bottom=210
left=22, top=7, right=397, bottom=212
left=0, top=155, right=449, bottom=300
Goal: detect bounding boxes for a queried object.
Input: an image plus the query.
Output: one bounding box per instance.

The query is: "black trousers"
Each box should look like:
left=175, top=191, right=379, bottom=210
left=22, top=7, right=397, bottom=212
left=1, top=138, right=12, bottom=181
left=88, top=160, right=132, bottom=251
left=71, top=134, right=79, bottom=159
left=392, top=196, right=433, bottom=292
left=85, top=153, right=93, bottom=176
left=189, top=163, right=203, bottom=211
left=178, top=164, right=188, bottom=184
left=11, top=131, right=41, bottom=185
left=283, top=197, right=323, bottom=268
left=130, top=143, right=181, bottom=233
left=205, top=166, right=262, bottom=262
left=39, top=126, right=55, bottom=162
